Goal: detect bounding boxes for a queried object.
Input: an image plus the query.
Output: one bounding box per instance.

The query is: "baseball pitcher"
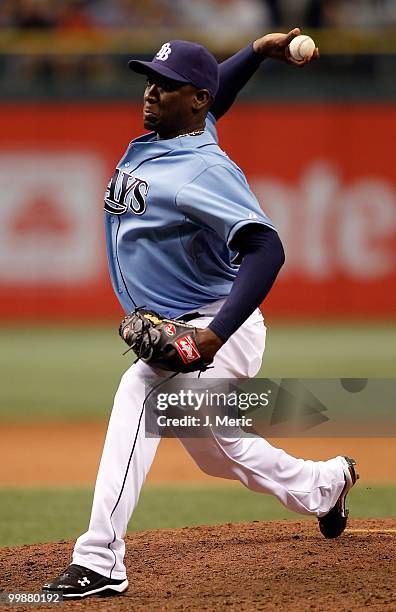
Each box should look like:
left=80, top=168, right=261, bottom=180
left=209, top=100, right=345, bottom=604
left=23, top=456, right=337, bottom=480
left=43, top=30, right=357, bottom=599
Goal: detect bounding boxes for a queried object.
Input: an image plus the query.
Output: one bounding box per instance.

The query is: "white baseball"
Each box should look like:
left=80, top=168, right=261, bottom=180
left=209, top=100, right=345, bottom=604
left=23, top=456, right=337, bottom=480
left=288, top=35, right=316, bottom=61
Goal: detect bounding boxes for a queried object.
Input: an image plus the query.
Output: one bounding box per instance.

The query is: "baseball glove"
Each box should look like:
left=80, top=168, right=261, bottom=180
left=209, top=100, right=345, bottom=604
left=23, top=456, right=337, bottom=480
left=119, top=308, right=211, bottom=373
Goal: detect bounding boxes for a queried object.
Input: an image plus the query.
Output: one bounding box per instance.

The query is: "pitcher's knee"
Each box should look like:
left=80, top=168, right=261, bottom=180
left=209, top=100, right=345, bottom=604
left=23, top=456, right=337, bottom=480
left=192, top=448, right=237, bottom=479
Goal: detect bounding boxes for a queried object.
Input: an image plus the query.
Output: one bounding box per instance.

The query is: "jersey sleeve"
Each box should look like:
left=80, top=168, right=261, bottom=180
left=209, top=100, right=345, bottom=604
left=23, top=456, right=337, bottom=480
left=175, top=163, right=275, bottom=247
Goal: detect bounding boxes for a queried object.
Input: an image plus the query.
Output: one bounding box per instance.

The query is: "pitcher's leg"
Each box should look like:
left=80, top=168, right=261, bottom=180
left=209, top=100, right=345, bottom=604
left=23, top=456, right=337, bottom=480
left=73, top=361, right=161, bottom=579
left=181, top=311, right=346, bottom=517
left=183, top=433, right=345, bottom=516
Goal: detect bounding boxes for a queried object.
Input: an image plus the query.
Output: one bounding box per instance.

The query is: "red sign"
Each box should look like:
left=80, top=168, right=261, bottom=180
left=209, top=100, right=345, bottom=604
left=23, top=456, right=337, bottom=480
left=0, top=102, right=394, bottom=320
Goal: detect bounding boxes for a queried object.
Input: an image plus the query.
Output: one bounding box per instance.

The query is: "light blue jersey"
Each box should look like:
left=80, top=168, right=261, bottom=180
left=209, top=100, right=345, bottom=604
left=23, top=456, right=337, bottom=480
left=104, top=113, right=275, bottom=319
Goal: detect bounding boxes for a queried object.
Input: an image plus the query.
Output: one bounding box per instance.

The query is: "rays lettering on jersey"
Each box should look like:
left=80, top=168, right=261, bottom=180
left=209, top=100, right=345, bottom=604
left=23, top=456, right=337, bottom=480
left=104, top=169, right=149, bottom=215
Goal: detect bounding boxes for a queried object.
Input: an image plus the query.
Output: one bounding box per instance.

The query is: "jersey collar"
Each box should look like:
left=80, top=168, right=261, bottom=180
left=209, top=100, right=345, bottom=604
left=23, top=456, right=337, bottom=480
left=130, top=124, right=215, bottom=152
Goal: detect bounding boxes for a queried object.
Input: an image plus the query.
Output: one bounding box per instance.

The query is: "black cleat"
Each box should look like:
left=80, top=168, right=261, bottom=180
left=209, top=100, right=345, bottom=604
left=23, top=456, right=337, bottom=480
left=318, top=456, right=359, bottom=539
left=43, top=564, right=128, bottom=599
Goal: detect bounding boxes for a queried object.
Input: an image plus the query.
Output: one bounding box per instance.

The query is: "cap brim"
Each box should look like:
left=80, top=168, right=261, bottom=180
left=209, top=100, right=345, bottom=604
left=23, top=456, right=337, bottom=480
left=128, top=60, right=190, bottom=84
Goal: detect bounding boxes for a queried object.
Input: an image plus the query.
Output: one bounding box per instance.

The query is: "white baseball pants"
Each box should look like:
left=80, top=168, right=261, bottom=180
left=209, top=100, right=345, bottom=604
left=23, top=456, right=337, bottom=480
left=73, top=307, right=346, bottom=579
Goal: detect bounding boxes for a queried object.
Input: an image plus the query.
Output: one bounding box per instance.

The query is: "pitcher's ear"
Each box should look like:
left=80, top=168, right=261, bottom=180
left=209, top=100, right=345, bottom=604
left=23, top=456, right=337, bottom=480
left=193, top=88, right=211, bottom=110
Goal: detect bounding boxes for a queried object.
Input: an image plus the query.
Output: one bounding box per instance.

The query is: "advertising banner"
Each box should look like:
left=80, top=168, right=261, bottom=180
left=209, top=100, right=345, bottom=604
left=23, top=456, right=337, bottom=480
left=0, top=103, right=395, bottom=320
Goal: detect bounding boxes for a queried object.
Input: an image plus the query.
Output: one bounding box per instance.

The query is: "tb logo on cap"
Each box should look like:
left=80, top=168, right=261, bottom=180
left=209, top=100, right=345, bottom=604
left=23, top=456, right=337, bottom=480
left=155, top=42, right=172, bottom=61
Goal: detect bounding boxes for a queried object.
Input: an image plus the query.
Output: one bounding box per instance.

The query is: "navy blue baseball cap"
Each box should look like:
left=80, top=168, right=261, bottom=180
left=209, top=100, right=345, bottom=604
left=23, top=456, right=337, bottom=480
left=128, top=40, right=219, bottom=98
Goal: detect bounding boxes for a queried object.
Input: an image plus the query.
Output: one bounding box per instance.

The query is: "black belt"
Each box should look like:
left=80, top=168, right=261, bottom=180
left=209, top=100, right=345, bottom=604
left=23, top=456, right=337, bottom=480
left=177, top=312, right=206, bottom=322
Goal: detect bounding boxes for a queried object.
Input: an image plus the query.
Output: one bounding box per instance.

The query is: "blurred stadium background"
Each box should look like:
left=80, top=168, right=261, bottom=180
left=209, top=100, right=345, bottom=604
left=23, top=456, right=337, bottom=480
left=0, top=0, right=395, bottom=546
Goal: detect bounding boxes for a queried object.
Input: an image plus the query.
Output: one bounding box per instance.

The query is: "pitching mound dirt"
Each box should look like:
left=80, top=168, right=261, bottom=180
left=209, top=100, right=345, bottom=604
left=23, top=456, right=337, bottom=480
left=0, top=519, right=395, bottom=611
